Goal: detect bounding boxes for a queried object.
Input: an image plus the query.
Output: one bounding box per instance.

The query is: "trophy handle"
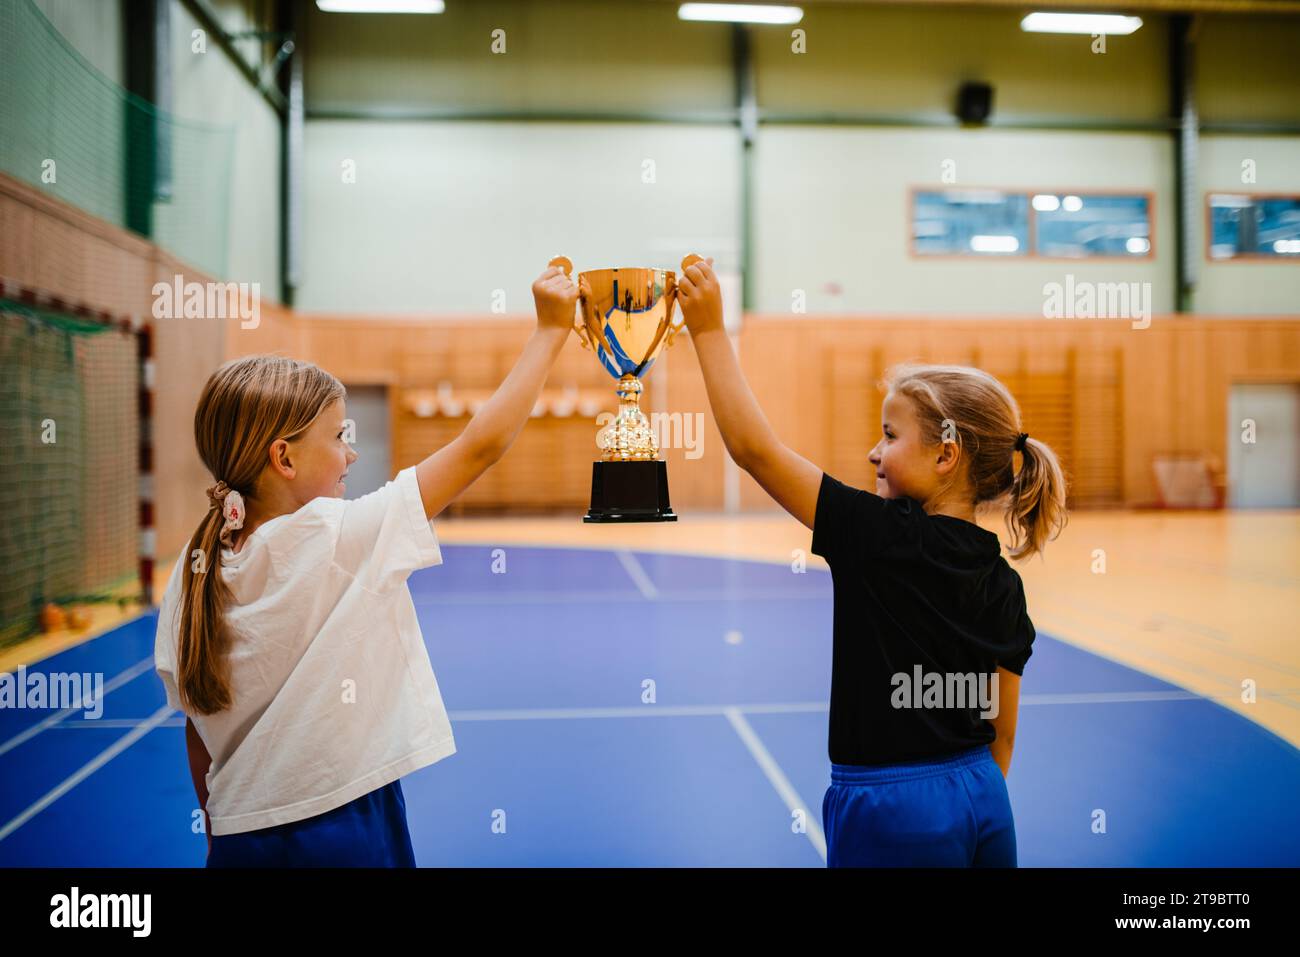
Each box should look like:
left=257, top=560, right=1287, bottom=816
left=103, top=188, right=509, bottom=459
left=548, top=255, right=594, bottom=351
left=663, top=315, right=684, bottom=350
left=664, top=254, right=705, bottom=350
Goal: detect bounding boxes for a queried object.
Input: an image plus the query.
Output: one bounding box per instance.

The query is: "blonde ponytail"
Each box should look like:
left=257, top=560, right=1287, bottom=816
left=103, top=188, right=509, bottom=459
left=177, top=504, right=235, bottom=714
left=1004, top=434, right=1069, bottom=562
left=883, top=362, right=1070, bottom=562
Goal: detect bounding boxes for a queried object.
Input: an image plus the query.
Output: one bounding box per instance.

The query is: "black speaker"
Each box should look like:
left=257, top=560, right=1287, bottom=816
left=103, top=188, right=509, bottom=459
left=956, top=82, right=994, bottom=124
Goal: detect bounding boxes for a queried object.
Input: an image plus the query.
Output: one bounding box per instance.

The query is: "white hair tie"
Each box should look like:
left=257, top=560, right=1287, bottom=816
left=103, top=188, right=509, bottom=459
left=206, top=481, right=246, bottom=547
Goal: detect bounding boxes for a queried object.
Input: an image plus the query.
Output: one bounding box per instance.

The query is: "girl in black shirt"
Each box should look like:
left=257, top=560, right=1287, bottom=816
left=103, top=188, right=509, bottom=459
left=678, top=260, right=1068, bottom=867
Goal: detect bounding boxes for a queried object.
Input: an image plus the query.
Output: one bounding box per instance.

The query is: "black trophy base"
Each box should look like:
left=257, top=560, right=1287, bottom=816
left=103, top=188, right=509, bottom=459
left=584, top=460, right=678, bottom=523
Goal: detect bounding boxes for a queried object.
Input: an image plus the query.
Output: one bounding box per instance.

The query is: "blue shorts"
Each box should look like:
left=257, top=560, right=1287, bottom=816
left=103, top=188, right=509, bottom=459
left=822, top=744, right=1016, bottom=867
left=206, top=779, right=416, bottom=868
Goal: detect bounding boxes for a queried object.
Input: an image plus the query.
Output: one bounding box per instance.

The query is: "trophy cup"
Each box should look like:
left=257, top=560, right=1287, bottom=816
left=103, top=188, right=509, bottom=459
left=548, top=254, right=702, bottom=523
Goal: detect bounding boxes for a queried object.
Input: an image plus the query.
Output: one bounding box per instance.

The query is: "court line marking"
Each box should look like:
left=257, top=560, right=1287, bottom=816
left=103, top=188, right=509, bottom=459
left=1031, top=598, right=1300, bottom=714
left=42, top=688, right=1300, bottom=732
left=13, top=688, right=1290, bottom=845
left=0, top=704, right=173, bottom=844
left=411, top=586, right=830, bottom=606
left=39, top=701, right=831, bottom=728
left=427, top=537, right=826, bottom=575
left=451, top=702, right=825, bottom=720
left=724, top=707, right=827, bottom=863
left=0, top=655, right=156, bottom=758
left=1145, top=612, right=1231, bottom=643
left=615, top=550, right=659, bottom=600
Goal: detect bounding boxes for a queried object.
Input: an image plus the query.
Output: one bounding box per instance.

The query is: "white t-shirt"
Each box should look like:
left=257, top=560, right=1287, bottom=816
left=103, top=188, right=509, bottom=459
left=154, top=466, right=456, bottom=836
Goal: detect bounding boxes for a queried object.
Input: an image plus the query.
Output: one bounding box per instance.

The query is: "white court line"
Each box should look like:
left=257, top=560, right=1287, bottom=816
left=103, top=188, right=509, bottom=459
left=447, top=702, right=829, bottom=721
left=0, top=655, right=157, bottom=758
left=46, top=687, right=1300, bottom=731
left=724, top=707, right=827, bottom=863
left=1030, top=598, right=1300, bottom=714
left=45, top=703, right=832, bottom=730
left=412, top=587, right=827, bottom=607
left=616, top=550, right=659, bottom=600
left=48, top=718, right=189, bottom=729
left=1025, top=690, right=1205, bottom=705
left=16, top=688, right=1283, bottom=846
left=0, top=704, right=173, bottom=844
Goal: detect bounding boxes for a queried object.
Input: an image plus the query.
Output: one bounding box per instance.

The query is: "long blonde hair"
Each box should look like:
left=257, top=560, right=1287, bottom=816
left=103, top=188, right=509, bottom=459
left=177, top=355, right=345, bottom=715
left=883, top=363, right=1069, bottom=562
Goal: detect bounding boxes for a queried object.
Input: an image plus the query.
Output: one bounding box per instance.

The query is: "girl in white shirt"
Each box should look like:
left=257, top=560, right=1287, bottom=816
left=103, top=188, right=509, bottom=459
left=155, top=265, right=577, bottom=866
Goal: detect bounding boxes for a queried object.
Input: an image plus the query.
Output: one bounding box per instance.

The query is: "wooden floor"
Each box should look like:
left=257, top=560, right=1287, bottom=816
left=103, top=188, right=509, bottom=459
left=7, top=509, right=1298, bottom=749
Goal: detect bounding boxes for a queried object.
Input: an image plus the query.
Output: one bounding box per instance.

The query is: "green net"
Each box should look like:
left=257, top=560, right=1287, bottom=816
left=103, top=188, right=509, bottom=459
left=0, top=0, right=236, bottom=279
left=0, top=299, right=139, bottom=648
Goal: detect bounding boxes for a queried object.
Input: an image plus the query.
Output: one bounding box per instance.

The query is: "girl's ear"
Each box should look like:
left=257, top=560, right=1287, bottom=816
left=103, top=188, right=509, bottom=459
left=268, top=438, right=294, bottom=479
left=935, top=438, right=961, bottom=474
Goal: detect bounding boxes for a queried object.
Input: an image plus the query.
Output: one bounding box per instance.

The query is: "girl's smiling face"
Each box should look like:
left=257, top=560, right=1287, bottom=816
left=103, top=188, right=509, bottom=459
left=868, top=391, right=958, bottom=503
left=284, top=398, right=357, bottom=502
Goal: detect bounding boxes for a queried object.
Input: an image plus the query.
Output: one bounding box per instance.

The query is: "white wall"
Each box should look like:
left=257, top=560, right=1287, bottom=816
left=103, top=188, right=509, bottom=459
left=754, top=126, right=1175, bottom=315
left=298, top=122, right=1298, bottom=318
left=299, top=120, right=740, bottom=313
left=1197, top=135, right=1300, bottom=316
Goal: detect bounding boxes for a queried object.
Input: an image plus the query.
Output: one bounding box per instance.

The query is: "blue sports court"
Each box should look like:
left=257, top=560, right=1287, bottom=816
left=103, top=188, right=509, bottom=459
left=3, top=544, right=1297, bottom=867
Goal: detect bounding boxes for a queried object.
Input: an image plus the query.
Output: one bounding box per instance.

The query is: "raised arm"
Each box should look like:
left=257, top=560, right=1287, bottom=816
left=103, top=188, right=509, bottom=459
left=678, top=258, right=821, bottom=530
left=414, top=267, right=575, bottom=519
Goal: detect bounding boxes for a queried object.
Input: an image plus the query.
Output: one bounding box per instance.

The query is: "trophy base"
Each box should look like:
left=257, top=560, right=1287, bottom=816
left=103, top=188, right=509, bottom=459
left=583, top=460, right=678, bottom=523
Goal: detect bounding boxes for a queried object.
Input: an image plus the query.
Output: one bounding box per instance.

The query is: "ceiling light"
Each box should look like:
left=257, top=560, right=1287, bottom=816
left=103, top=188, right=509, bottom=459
left=1021, top=13, right=1142, bottom=35
left=678, top=4, right=804, bottom=25
left=316, top=0, right=445, bottom=13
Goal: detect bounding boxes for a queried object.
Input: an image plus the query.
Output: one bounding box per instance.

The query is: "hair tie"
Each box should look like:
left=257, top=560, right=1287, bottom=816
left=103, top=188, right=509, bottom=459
left=206, top=481, right=245, bottom=547
left=1014, top=432, right=1029, bottom=453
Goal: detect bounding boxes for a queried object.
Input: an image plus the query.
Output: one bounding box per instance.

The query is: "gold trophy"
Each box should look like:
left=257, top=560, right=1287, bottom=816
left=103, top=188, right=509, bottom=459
left=549, top=254, right=702, bottom=522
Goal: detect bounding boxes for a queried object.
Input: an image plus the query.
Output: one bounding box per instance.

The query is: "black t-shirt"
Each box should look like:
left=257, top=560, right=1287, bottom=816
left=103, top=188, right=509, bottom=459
left=810, top=472, right=1036, bottom=766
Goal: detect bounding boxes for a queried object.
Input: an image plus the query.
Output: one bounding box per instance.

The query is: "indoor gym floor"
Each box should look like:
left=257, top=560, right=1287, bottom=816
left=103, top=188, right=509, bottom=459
left=1, top=509, right=1297, bottom=867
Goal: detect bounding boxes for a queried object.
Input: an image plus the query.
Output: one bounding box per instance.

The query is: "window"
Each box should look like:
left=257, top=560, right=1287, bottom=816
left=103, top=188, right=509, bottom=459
left=912, top=188, right=1153, bottom=259
left=1033, top=193, right=1151, bottom=257
left=913, top=189, right=1029, bottom=256
left=1208, top=194, right=1300, bottom=260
